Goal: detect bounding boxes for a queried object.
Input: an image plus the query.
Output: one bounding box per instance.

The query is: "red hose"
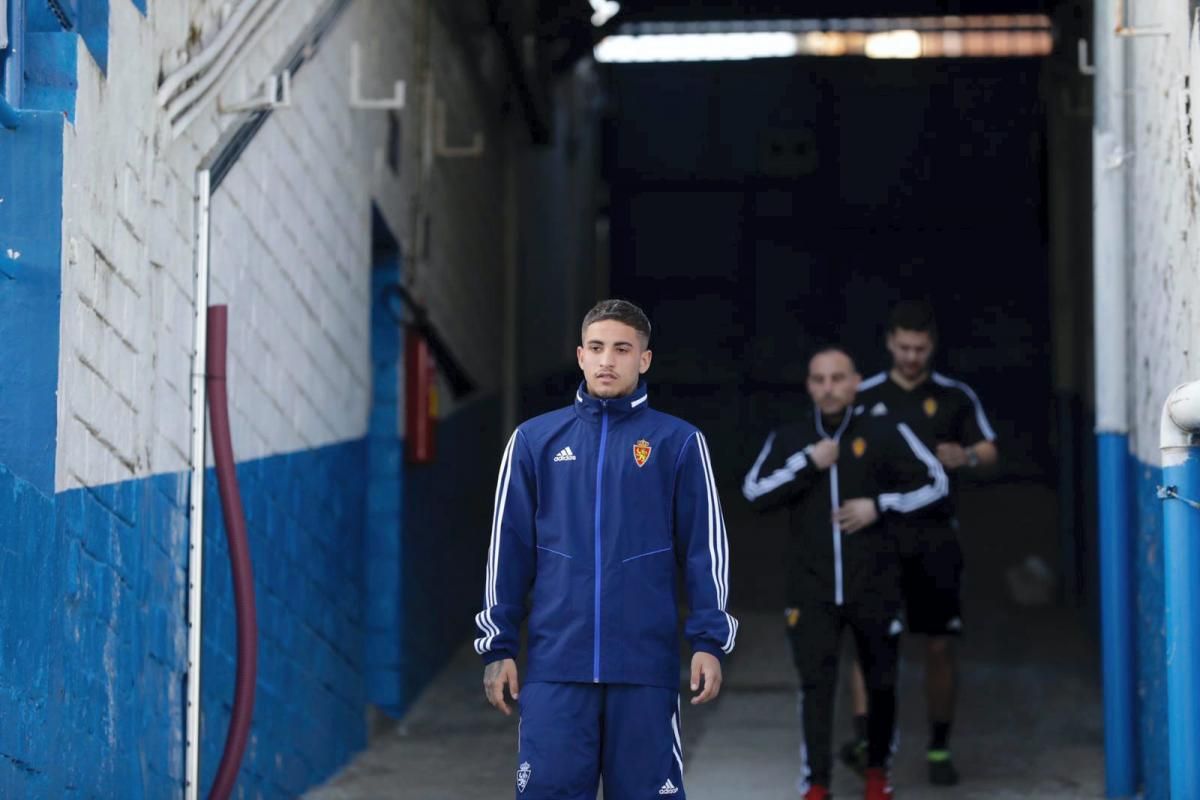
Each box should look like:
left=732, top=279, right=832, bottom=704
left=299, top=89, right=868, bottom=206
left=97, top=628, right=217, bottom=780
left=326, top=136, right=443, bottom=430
left=205, top=305, right=258, bottom=800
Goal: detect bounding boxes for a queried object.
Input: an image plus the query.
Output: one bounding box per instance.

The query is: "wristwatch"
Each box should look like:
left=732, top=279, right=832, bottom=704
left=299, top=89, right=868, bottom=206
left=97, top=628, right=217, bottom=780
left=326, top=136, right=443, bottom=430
left=965, top=447, right=980, bottom=468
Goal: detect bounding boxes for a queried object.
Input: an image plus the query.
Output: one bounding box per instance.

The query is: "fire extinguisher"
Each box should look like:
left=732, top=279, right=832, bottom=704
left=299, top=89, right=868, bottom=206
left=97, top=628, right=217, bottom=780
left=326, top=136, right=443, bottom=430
left=405, top=327, right=437, bottom=463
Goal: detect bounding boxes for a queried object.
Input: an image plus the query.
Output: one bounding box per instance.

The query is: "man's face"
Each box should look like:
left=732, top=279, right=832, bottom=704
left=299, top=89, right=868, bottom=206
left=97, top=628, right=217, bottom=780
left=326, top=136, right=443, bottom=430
left=807, top=351, right=860, bottom=416
left=887, top=328, right=934, bottom=381
left=577, top=320, right=652, bottom=399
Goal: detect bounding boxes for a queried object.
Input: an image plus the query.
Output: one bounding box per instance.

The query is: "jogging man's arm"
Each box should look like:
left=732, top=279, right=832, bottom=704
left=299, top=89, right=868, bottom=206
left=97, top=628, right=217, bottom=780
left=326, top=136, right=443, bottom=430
left=474, top=429, right=537, bottom=715
left=741, top=428, right=829, bottom=511
left=936, top=381, right=998, bottom=469
left=874, top=422, right=950, bottom=516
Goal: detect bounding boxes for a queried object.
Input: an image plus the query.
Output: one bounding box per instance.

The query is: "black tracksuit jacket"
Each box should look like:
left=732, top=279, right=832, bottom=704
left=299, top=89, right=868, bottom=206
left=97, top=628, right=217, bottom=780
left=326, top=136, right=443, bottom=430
left=742, top=403, right=950, bottom=610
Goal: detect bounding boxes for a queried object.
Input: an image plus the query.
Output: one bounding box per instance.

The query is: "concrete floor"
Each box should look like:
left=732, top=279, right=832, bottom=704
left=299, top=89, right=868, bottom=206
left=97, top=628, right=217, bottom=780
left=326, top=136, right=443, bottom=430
left=306, top=483, right=1105, bottom=799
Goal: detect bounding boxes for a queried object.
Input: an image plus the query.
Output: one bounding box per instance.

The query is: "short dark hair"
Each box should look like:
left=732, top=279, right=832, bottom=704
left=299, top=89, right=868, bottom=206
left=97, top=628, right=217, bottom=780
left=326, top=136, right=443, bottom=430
left=888, top=299, right=938, bottom=340
left=581, top=299, right=652, bottom=347
left=808, top=344, right=857, bottom=373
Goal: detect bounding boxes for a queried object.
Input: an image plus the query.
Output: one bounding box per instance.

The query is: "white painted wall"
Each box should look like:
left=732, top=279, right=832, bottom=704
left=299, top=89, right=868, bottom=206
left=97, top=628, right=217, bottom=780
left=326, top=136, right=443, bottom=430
left=1125, top=4, right=1200, bottom=464
left=55, top=0, right=524, bottom=489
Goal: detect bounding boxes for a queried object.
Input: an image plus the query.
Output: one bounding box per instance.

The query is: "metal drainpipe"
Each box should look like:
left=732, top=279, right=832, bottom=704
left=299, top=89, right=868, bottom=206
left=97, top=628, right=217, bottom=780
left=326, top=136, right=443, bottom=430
left=1160, top=381, right=1200, bottom=798
left=0, top=95, right=18, bottom=129
left=2, top=0, right=24, bottom=129
left=1093, top=0, right=1135, bottom=796
left=185, top=169, right=212, bottom=800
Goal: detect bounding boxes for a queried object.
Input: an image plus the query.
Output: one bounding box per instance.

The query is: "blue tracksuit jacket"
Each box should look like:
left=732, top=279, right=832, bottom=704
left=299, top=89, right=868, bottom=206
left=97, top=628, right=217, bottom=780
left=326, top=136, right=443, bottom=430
left=474, top=381, right=738, bottom=689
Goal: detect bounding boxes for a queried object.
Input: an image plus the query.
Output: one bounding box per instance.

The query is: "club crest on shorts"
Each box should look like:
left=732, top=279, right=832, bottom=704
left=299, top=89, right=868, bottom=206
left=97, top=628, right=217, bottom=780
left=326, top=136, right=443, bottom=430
left=851, top=437, right=867, bottom=458
left=633, top=439, right=652, bottom=468
left=517, top=761, right=532, bottom=793
left=923, top=397, right=938, bottom=417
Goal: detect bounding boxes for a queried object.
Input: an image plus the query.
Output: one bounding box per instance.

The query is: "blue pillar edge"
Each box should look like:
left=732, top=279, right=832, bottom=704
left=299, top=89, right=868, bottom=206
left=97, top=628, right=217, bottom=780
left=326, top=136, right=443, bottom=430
left=365, top=251, right=404, bottom=715
left=1162, top=449, right=1200, bottom=798
left=0, top=109, right=64, bottom=494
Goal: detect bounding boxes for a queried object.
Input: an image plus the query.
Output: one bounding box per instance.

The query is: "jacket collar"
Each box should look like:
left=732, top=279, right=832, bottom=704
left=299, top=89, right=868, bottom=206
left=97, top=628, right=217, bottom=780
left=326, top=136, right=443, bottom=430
left=813, top=403, right=855, bottom=440
left=574, top=380, right=650, bottom=423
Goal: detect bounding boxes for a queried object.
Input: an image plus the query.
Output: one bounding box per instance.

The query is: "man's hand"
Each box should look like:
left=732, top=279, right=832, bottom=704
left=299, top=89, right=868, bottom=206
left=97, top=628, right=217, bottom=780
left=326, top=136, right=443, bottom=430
left=690, top=652, right=723, bottom=705
left=808, top=439, right=839, bottom=470
left=483, top=658, right=520, bottom=716
left=835, top=498, right=879, bottom=533
left=936, top=442, right=969, bottom=469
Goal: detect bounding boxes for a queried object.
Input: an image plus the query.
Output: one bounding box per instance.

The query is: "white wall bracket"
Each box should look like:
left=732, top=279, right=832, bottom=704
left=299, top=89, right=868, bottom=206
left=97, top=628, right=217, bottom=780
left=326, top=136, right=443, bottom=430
left=350, top=41, right=406, bottom=110
left=1077, top=39, right=1096, bottom=76
left=435, top=98, right=484, bottom=159
left=219, top=71, right=292, bottom=115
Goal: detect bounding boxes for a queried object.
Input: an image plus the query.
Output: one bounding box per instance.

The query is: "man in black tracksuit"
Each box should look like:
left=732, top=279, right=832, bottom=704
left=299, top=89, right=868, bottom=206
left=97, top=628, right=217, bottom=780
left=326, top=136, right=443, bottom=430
left=842, top=300, right=998, bottom=788
left=742, top=347, right=949, bottom=800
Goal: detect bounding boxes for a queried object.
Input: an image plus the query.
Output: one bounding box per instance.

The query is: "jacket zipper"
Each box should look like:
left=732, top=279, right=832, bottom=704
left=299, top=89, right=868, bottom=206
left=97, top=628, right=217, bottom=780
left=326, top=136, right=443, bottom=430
left=593, top=403, right=609, bottom=682
left=830, top=463, right=844, bottom=606
left=818, top=407, right=853, bottom=607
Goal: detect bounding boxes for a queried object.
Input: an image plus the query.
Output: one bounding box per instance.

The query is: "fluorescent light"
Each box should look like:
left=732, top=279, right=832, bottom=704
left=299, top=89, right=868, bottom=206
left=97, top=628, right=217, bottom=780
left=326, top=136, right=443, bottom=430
left=864, top=30, right=923, bottom=59
left=594, top=32, right=800, bottom=63
left=594, top=14, right=1053, bottom=63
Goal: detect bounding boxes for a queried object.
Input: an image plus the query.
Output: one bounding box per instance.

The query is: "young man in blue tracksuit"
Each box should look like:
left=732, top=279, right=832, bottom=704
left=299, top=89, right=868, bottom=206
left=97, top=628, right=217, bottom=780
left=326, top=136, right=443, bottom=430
left=475, top=299, right=738, bottom=799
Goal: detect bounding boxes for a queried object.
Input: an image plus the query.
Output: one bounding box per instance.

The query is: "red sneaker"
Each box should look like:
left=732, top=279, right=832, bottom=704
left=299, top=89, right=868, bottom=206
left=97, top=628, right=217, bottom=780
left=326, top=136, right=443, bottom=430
left=804, top=784, right=832, bottom=800
left=863, top=768, right=894, bottom=800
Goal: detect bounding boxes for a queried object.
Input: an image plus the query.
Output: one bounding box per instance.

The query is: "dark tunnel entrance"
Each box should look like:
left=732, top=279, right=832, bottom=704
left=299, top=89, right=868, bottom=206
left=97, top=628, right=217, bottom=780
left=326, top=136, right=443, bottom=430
left=593, top=37, right=1098, bottom=799
left=602, top=55, right=1064, bottom=610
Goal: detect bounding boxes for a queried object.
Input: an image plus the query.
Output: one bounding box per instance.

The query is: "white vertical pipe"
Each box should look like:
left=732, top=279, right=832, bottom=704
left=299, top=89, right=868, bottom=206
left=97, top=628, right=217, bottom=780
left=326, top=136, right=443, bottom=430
left=1093, top=3, right=1136, bottom=796
left=1093, top=7, right=1127, bottom=435
left=185, top=169, right=212, bottom=800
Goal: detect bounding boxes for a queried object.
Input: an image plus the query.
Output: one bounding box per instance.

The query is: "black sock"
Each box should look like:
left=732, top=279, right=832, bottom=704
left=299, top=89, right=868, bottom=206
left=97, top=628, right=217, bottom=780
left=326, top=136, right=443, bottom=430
left=867, top=689, right=896, bottom=768
left=853, top=713, right=868, bottom=743
left=929, top=721, right=952, bottom=752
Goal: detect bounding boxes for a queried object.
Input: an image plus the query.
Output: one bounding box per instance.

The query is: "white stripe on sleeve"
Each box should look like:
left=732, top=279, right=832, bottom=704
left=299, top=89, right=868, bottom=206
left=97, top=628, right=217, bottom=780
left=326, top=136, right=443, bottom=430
left=857, top=371, right=888, bottom=391
left=475, top=430, right=519, bottom=654
left=741, top=431, right=810, bottom=502
left=696, top=433, right=737, bottom=653
left=932, top=372, right=997, bottom=441
left=878, top=423, right=949, bottom=513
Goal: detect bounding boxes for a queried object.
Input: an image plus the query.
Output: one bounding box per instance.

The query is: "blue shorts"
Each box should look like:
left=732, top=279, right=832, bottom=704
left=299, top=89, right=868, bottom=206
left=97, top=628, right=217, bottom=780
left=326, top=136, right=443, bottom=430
left=515, top=682, right=685, bottom=799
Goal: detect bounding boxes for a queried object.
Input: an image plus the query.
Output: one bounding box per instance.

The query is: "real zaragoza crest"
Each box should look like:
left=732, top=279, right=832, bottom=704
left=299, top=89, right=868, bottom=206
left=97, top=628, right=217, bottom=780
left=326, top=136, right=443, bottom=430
left=923, top=396, right=938, bottom=417
left=633, top=439, right=652, bottom=467
left=851, top=437, right=867, bottom=458
left=517, top=762, right=531, bottom=793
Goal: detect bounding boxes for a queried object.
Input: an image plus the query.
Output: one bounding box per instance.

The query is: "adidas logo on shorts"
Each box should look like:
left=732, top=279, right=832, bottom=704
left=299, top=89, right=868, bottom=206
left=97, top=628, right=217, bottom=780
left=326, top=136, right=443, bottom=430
left=658, top=779, right=679, bottom=795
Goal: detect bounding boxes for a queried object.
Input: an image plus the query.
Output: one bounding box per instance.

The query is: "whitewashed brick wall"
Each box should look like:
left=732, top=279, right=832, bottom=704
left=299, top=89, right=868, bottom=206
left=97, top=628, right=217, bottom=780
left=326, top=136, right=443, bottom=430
left=1127, top=1, right=1200, bottom=464
left=56, top=0, right=516, bottom=487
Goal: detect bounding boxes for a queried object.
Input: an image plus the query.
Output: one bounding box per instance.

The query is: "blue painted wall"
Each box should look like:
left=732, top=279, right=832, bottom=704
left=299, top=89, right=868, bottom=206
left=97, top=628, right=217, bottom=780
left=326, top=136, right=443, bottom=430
left=2, top=439, right=375, bottom=798
left=0, top=109, right=63, bottom=495
left=400, top=397, right=501, bottom=706
left=365, top=249, right=404, bottom=715
left=1, top=1, right=499, bottom=794
left=0, top=464, right=190, bottom=797
left=199, top=441, right=369, bottom=798
left=26, top=0, right=110, bottom=75
left=1133, top=457, right=1169, bottom=800
left=1, top=415, right=503, bottom=797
